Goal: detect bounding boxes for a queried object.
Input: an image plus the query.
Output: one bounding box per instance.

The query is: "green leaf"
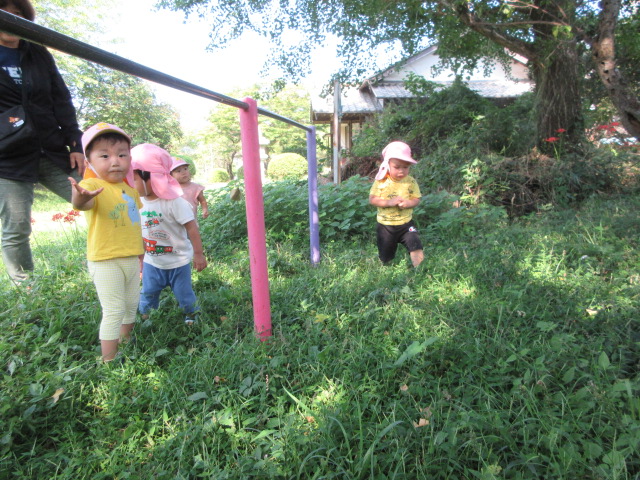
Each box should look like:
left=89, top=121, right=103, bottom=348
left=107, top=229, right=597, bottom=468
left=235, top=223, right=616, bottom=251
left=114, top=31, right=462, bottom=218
left=394, top=337, right=438, bottom=366
left=187, top=392, right=208, bottom=401
left=252, top=429, right=277, bottom=442
left=597, top=351, right=610, bottom=369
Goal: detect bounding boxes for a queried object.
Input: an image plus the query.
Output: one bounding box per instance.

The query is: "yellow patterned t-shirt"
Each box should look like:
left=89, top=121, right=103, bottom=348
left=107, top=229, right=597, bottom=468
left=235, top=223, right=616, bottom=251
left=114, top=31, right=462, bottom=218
left=369, top=175, right=422, bottom=226
left=78, top=178, right=143, bottom=261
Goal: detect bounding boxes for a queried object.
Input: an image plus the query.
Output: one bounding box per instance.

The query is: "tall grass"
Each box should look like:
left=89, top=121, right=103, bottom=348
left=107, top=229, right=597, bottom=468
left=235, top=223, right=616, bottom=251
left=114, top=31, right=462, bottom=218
left=0, top=187, right=638, bottom=479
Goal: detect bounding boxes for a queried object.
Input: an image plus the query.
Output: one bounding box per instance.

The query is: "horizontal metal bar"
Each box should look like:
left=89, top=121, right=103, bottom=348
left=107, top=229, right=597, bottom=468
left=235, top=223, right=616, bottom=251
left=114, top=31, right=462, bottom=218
left=0, top=10, right=311, bottom=132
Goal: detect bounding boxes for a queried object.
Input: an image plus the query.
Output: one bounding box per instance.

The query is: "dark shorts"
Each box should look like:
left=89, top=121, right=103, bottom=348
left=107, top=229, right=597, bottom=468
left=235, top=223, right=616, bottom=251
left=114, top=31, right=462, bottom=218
left=376, top=220, right=423, bottom=264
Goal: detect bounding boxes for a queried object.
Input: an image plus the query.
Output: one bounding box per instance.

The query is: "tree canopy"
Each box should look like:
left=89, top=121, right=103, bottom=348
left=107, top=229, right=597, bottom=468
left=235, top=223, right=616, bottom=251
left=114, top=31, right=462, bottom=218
left=31, top=0, right=183, bottom=148
left=157, top=0, right=640, bottom=143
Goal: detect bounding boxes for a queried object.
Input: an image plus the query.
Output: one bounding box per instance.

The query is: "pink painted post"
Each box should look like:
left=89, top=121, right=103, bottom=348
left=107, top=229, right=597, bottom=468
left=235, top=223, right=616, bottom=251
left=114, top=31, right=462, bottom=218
left=239, top=97, right=272, bottom=339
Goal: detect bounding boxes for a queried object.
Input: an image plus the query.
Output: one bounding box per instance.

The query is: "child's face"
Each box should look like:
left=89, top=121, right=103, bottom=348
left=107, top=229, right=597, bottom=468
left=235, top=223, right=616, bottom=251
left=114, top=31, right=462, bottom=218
left=388, top=158, right=412, bottom=181
left=86, top=138, right=131, bottom=183
left=171, top=165, right=191, bottom=184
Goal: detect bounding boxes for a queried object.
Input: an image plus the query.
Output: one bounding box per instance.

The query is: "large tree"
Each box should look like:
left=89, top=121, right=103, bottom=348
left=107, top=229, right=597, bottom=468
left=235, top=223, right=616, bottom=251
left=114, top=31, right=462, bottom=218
left=32, top=0, right=183, bottom=149
left=72, top=63, right=183, bottom=149
left=157, top=0, right=640, bottom=143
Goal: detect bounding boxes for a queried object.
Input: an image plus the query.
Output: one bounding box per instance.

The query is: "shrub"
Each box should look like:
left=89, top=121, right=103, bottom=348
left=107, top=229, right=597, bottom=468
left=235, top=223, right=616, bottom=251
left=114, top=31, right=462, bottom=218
left=267, top=153, right=308, bottom=180
left=200, top=176, right=376, bottom=252
left=209, top=168, right=230, bottom=183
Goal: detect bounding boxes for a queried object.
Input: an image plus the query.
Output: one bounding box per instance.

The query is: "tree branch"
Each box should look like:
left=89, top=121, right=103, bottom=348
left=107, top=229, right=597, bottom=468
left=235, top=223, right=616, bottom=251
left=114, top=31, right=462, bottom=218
left=438, top=0, right=539, bottom=63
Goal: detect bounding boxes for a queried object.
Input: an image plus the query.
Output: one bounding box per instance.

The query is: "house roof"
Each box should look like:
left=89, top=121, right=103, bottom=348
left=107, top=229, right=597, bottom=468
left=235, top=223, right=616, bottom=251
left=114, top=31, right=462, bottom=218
left=311, top=87, right=382, bottom=122
left=369, top=79, right=533, bottom=99
left=310, top=44, right=534, bottom=123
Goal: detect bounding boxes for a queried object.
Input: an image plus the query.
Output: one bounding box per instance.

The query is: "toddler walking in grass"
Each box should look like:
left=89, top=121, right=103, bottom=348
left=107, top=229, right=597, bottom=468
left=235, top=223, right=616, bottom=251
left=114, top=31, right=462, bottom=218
left=132, top=144, right=207, bottom=326
left=68, top=123, right=143, bottom=362
left=170, top=158, right=209, bottom=220
left=369, top=141, right=424, bottom=268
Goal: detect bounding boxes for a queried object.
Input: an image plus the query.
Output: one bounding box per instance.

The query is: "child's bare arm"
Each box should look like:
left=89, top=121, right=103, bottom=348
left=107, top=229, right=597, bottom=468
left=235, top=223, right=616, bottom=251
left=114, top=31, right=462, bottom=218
left=68, top=177, right=103, bottom=210
left=184, top=220, right=207, bottom=272
left=197, top=191, right=209, bottom=218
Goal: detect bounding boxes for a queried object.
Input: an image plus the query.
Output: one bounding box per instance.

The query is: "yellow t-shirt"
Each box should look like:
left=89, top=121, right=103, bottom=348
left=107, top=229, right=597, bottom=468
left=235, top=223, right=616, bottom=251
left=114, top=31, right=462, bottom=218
left=78, top=178, right=144, bottom=261
left=369, top=175, right=422, bottom=226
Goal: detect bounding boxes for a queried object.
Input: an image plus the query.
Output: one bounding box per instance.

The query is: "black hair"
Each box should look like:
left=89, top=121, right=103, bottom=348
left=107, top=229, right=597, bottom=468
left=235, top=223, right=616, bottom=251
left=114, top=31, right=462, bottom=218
left=0, top=0, right=35, bottom=21
left=134, top=169, right=151, bottom=181
left=85, top=132, right=131, bottom=158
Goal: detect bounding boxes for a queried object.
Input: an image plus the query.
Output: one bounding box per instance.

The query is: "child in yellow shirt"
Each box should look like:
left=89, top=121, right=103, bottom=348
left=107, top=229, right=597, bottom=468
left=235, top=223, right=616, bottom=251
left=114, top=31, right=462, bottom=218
left=68, top=123, right=143, bottom=362
left=369, top=141, right=424, bottom=267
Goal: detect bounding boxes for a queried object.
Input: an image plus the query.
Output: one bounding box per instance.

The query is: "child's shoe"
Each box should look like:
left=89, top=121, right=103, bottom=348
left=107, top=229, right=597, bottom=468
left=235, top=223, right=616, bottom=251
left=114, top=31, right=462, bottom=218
left=184, top=314, right=196, bottom=326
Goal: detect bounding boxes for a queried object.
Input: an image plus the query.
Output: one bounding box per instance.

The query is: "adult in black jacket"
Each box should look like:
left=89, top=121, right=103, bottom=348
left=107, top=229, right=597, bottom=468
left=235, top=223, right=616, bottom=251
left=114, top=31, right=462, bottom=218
left=0, top=0, right=84, bottom=284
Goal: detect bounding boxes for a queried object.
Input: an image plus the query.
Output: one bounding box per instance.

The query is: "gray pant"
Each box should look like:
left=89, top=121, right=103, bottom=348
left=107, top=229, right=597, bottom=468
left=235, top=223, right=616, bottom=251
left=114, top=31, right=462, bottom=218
left=0, top=156, right=80, bottom=283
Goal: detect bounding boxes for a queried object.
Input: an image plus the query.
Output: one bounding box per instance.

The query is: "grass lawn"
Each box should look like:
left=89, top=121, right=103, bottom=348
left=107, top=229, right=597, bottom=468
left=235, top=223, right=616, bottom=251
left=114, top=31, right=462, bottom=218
left=0, top=187, right=638, bottom=479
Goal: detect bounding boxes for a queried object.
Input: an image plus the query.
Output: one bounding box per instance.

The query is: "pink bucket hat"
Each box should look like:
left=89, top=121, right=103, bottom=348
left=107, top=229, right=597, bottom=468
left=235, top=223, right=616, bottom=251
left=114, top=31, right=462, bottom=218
left=131, top=144, right=183, bottom=199
left=170, top=157, right=189, bottom=172
left=82, top=122, right=131, bottom=155
left=376, top=141, right=417, bottom=180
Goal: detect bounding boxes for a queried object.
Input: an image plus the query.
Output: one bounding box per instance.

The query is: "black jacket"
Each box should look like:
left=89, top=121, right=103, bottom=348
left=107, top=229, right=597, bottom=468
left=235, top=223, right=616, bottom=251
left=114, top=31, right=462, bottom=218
left=0, top=40, right=82, bottom=182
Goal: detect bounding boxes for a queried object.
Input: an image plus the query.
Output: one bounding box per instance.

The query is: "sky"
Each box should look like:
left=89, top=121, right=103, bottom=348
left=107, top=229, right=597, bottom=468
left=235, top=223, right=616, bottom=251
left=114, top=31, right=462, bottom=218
left=105, top=0, right=343, bottom=131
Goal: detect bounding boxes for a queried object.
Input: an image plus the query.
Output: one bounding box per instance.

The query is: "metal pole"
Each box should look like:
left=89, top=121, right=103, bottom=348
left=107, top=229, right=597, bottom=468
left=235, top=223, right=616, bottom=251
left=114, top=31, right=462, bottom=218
left=307, top=127, right=320, bottom=265
left=332, top=79, right=342, bottom=184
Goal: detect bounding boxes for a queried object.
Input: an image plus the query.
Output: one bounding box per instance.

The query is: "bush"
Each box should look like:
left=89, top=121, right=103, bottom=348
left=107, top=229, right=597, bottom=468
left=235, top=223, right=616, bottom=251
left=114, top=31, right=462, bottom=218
left=200, top=176, right=376, bottom=252
left=267, top=153, right=308, bottom=180
left=209, top=168, right=230, bottom=183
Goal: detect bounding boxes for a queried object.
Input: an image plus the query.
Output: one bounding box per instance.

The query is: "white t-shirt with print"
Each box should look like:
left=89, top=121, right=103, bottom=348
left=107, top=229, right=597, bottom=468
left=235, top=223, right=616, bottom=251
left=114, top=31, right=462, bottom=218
left=140, top=197, right=195, bottom=270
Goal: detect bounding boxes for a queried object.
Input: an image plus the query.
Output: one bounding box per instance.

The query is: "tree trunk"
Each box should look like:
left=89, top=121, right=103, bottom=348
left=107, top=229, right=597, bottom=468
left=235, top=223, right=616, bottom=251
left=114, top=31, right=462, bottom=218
left=591, top=0, right=640, bottom=141
left=530, top=40, right=584, bottom=148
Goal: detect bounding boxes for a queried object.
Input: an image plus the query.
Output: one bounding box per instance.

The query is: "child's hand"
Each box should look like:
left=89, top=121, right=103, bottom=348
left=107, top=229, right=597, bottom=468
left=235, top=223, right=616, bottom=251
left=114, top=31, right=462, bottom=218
left=202, top=210, right=209, bottom=219
left=193, top=253, right=207, bottom=272
left=69, top=177, right=103, bottom=209
left=387, top=197, right=403, bottom=207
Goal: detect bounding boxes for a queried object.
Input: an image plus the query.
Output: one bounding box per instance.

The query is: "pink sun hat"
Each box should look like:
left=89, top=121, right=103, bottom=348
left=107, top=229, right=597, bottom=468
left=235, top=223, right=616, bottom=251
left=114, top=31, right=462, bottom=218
left=170, top=157, right=189, bottom=172
left=376, top=141, right=417, bottom=180
left=131, top=144, right=183, bottom=199
left=81, top=122, right=131, bottom=155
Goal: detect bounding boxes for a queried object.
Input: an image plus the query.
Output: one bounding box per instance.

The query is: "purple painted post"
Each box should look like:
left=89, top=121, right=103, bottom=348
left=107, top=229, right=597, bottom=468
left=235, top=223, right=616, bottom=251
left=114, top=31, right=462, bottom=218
left=239, top=97, right=272, bottom=339
left=307, top=126, right=320, bottom=265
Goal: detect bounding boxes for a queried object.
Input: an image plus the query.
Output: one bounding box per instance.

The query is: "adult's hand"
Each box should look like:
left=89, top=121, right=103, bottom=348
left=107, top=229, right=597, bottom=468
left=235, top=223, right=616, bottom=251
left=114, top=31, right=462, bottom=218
left=70, top=152, right=85, bottom=176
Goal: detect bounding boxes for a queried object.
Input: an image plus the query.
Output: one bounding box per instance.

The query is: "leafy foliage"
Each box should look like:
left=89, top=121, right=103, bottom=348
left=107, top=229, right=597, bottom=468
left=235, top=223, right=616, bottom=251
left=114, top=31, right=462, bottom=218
left=72, top=63, right=183, bottom=149
left=208, top=168, right=230, bottom=183
left=266, top=153, right=307, bottom=180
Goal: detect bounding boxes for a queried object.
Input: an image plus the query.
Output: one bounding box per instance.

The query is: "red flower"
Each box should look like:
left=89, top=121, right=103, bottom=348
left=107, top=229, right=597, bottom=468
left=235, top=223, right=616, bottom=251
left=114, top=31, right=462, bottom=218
left=555, top=128, right=566, bottom=133
left=52, top=213, right=64, bottom=222
left=63, top=215, right=76, bottom=223
left=596, top=125, right=609, bottom=130
left=545, top=137, right=560, bottom=143
left=31, top=217, right=36, bottom=224
left=610, top=122, right=620, bottom=126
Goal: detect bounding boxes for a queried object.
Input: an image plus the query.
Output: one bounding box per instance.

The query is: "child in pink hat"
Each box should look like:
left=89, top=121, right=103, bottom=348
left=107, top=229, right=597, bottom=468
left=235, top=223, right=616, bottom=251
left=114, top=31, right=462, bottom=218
left=369, top=141, right=424, bottom=267
left=131, top=144, right=207, bottom=325
left=69, top=122, right=143, bottom=362
left=170, top=158, right=209, bottom=220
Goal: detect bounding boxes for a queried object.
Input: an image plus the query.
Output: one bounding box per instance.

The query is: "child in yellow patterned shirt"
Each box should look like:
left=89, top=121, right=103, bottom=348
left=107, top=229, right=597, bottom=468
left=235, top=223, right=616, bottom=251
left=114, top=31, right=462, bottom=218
left=369, top=141, right=424, bottom=267
left=68, top=123, right=143, bottom=362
